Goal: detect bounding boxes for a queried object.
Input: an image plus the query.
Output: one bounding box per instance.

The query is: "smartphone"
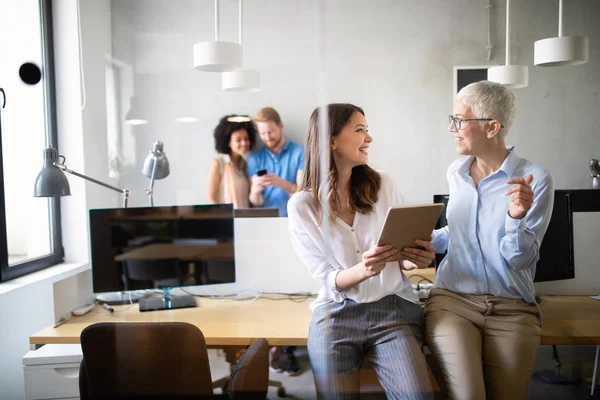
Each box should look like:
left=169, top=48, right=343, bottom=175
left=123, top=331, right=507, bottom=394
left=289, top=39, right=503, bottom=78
left=257, top=169, right=267, bottom=177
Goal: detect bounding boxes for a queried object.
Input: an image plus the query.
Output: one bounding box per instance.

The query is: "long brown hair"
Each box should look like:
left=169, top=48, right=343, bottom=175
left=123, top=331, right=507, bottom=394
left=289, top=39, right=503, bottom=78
left=299, top=103, right=381, bottom=223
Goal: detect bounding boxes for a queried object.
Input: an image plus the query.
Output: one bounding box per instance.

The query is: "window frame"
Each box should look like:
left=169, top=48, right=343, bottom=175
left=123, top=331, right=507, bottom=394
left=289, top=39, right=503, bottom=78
left=0, top=0, right=64, bottom=282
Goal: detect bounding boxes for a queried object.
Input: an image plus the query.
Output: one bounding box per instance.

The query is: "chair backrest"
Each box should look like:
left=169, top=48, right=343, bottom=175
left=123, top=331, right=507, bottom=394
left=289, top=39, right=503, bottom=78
left=223, top=338, right=269, bottom=400
left=79, top=322, right=213, bottom=399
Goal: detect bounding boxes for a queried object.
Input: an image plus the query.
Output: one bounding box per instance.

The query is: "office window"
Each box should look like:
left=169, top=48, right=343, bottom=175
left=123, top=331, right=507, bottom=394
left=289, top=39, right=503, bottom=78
left=0, top=0, right=63, bottom=281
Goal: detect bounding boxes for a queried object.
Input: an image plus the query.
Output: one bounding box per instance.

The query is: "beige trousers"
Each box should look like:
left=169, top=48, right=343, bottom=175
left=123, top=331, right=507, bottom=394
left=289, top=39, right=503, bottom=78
left=424, top=288, right=541, bottom=400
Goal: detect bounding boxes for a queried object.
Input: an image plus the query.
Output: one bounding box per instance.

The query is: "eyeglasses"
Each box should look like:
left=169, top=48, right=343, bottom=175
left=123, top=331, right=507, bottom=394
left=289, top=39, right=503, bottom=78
left=448, top=115, right=504, bottom=131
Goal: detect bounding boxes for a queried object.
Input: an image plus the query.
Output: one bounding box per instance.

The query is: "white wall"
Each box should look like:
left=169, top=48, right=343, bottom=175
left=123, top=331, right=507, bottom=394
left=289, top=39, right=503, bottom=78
left=106, top=0, right=600, bottom=209
left=0, top=281, right=55, bottom=400
left=54, top=0, right=123, bottom=264
left=0, top=264, right=89, bottom=400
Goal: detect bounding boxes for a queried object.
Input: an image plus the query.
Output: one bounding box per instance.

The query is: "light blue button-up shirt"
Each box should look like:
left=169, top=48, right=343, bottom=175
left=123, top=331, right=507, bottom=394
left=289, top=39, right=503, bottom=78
left=247, top=140, right=304, bottom=217
left=432, top=147, right=555, bottom=305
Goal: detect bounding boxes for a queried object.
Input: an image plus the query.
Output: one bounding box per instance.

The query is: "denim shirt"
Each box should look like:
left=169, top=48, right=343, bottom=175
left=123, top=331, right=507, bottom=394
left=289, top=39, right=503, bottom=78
left=247, top=140, right=304, bottom=217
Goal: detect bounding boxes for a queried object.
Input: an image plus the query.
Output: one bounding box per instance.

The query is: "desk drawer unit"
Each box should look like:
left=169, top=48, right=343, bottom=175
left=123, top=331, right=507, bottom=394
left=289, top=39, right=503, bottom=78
left=23, top=344, right=82, bottom=400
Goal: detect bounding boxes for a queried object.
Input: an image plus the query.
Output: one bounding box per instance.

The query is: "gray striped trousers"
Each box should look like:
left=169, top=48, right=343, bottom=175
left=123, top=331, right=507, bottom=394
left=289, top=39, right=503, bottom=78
left=308, top=295, right=435, bottom=400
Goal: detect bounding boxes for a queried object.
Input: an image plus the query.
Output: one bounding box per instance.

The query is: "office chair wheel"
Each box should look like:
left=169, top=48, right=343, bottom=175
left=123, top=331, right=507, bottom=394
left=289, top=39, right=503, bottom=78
left=277, top=387, right=286, bottom=397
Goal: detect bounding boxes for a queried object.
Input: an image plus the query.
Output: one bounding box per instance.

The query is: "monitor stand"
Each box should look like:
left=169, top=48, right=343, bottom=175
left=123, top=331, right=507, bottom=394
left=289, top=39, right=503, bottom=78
left=96, top=291, right=146, bottom=305
left=139, top=288, right=197, bottom=312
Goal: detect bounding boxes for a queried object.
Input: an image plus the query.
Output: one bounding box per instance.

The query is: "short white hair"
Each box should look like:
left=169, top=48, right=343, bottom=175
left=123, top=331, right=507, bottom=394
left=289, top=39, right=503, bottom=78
left=456, top=80, right=516, bottom=137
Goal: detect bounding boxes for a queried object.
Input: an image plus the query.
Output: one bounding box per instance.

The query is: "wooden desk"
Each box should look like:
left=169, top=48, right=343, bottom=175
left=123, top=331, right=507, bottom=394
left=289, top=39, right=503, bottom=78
left=31, top=269, right=435, bottom=347
left=29, top=294, right=600, bottom=347
left=31, top=296, right=313, bottom=347
left=404, top=269, right=600, bottom=345
left=537, top=295, right=600, bottom=345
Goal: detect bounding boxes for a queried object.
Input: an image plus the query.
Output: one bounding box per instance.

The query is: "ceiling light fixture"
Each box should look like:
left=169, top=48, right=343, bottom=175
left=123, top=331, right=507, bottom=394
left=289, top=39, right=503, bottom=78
left=488, top=0, right=528, bottom=89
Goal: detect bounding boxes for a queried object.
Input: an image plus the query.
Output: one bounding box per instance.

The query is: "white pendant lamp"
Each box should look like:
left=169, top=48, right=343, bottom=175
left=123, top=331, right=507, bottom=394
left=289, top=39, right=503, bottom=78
left=227, top=115, right=252, bottom=122
left=125, top=96, right=148, bottom=125
left=488, top=0, right=528, bottom=89
left=534, top=0, right=588, bottom=67
left=222, top=0, right=260, bottom=92
left=194, top=0, right=242, bottom=72
left=223, top=69, right=260, bottom=92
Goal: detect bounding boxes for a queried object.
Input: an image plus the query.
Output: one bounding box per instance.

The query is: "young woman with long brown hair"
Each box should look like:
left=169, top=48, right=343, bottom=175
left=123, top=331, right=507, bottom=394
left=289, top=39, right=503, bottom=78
left=287, top=104, right=435, bottom=399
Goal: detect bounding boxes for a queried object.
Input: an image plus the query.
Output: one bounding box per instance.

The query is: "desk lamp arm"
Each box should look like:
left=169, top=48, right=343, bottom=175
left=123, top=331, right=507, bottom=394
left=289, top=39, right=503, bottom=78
left=145, top=157, right=158, bottom=207
left=55, top=161, right=130, bottom=208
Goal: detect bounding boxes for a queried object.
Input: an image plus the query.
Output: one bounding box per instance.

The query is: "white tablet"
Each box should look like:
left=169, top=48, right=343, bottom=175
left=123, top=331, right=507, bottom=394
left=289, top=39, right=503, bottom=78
left=376, top=203, right=445, bottom=260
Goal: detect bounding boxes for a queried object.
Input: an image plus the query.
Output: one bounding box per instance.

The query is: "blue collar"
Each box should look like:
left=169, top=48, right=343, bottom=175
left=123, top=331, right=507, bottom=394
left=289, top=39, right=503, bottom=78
left=497, top=146, right=521, bottom=178
left=450, top=146, right=520, bottom=179
left=279, top=140, right=292, bottom=154
left=266, top=139, right=292, bottom=158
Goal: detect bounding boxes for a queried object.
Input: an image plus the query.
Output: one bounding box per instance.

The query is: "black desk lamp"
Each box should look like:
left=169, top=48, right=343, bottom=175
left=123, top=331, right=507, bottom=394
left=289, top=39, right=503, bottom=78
left=34, top=147, right=130, bottom=207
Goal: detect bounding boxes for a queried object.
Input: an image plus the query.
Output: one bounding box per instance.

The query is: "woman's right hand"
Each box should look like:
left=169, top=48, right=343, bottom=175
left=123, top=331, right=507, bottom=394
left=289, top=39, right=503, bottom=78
left=250, top=175, right=265, bottom=196
left=334, top=244, right=399, bottom=292
left=360, top=245, right=399, bottom=278
left=251, top=175, right=265, bottom=191
left=249, top=175, right=265, bottom=206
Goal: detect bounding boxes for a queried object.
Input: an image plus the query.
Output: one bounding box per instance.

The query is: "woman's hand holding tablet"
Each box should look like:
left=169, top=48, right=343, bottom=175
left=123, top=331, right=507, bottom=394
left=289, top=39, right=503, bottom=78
left=400, top=239, right=436, bottom=270
left=376, top=203, right=444, bottom=268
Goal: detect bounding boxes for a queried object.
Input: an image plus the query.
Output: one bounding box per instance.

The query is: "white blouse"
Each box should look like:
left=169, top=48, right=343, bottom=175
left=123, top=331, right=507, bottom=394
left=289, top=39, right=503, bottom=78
left=287, top=171, right=417, bottom=311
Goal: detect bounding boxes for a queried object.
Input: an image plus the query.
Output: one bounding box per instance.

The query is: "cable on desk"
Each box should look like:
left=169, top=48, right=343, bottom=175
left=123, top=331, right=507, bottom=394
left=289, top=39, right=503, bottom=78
left=112, top=304, right=137, bottom=313
left=91, top=302, right=137, bottom=313
left=408, top=274, right=434, bottom=284
left=258, top=292, right=315, bottom=303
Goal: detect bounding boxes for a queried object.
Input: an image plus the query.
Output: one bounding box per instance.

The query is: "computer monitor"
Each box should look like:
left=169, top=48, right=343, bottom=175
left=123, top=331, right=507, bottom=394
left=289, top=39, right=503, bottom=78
left=89, top=204, right=235, bottom=312
left=433, top=191, right=574, bottom=282
left=534, top=191, right=574, bottom=282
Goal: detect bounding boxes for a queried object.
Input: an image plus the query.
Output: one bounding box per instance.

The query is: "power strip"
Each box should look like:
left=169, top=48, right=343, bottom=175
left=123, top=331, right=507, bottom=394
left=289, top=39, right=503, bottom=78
left=412, top=283, right=433, bottom=301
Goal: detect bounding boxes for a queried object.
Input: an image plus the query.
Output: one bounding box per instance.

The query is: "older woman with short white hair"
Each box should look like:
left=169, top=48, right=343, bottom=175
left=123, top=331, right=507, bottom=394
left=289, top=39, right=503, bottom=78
left=425, top=81, right=555, bottom=400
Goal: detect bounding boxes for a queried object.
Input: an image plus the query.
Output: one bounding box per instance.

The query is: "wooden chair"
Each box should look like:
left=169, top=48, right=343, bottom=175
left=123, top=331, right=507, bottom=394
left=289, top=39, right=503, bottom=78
left=222, top=338, right=270, bottom=399
left=79, top=322, right=269, bottom=399
left=212, top=347, right=286, bottom=398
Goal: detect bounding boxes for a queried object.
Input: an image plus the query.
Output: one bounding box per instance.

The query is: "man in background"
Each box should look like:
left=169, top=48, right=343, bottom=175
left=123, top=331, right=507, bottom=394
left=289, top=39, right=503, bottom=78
left=247, top=107, right=303, bottom=375
left=247, top=107, right=304, bottom=218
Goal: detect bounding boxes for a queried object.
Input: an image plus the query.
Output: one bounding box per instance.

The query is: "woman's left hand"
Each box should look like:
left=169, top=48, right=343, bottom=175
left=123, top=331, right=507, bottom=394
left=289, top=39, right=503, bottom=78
left=400, top=239, right=435, bottom=271
left=505, top=174, right=534, bottom=220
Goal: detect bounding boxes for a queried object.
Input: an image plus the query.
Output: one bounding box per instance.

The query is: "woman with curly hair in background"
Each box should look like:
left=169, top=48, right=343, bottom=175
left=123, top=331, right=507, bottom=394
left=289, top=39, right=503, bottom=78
left=206, top=115, right=263, bottom=208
